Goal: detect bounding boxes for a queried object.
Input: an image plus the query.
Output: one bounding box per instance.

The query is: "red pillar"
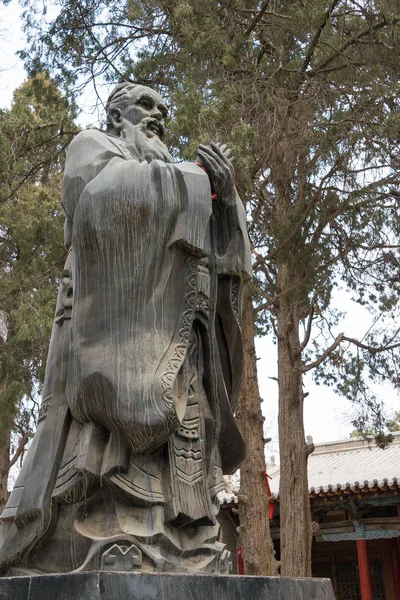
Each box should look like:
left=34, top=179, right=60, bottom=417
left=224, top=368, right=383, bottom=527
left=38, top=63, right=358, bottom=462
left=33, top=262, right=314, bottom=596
left=237, top=547, right=244, bottom=575
left=356, top=538, right=373, bottom=600
left=390, top=538, right=400, bottom=600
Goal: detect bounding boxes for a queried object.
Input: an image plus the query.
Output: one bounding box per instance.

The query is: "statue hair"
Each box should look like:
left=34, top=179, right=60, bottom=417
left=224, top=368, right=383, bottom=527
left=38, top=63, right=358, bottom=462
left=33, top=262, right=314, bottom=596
left=105, top=82, right=141, bottom=131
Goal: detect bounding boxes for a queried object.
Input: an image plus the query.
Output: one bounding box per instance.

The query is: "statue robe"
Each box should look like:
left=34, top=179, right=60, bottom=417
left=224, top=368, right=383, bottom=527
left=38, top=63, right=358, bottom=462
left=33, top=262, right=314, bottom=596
left=0, top=129, right=251, bottom=571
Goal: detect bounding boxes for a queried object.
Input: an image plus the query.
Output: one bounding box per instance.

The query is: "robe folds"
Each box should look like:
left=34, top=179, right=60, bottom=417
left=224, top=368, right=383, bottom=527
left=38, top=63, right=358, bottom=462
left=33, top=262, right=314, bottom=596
left=0, top=129, right=251, bottom=570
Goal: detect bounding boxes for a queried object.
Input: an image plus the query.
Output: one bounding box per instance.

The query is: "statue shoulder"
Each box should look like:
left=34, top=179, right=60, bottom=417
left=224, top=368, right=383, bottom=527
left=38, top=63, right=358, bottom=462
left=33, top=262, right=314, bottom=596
left=65, top=129, right=132, bottom=172
left=67, top=128, right=117, bottom=154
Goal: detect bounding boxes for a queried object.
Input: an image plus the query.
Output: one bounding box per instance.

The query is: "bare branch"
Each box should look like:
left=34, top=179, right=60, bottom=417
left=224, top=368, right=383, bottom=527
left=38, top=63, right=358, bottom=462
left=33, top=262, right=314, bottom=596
left=271, top=316, right=279, bottom=340
left=301, top=0, right=341, bottom=73
left=240, top=8, right=292, bottom=19
left=301, top=333, right=344, bottom=372
left=245, top=0, right=271, bottom=36
left=297, top=293, right=318, bottom=355
left=8, top=432, right=33, bottom=470
left=75, top=0, right=133, bottom=84
left=308, top=16, right=400, bottom=76
left=341, top=335, right=400, bottom=354
left=305, top=441, right=315, bottom=456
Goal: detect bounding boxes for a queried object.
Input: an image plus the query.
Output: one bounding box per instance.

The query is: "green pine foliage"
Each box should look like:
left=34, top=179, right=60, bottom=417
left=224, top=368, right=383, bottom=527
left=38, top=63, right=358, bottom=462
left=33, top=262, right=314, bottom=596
left=0, top=74, right=77, bottom=462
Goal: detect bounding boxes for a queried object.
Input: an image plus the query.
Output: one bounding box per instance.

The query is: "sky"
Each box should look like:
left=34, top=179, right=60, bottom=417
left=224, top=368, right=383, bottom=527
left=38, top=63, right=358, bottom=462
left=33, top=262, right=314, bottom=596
left=258, top=292, right=400, bottom=451
left=0, top=1, right=26, bottom=102
left=1, top=0, right=399, bottom=454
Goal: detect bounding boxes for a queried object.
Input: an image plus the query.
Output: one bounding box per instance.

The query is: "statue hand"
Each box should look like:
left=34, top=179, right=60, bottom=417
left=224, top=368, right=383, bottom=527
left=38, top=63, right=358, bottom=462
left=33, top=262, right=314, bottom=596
left=196, top=142, right=235, bottom=205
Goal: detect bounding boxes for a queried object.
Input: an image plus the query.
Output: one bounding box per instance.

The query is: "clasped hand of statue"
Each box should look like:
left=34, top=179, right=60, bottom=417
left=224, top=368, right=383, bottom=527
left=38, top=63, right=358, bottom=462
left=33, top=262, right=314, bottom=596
left=196, top=142, right=235, bottom=206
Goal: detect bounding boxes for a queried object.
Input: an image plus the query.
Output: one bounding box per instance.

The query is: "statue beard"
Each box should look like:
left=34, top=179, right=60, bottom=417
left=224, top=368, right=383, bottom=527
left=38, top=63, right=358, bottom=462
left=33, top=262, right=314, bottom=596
left=118, top=119, right=173, bottom=164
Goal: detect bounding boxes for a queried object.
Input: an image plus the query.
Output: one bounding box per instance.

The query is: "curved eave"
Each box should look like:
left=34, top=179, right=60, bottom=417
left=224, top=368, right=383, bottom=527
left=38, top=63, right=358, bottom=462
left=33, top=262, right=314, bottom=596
left=272, top=477, right=399, bottom=502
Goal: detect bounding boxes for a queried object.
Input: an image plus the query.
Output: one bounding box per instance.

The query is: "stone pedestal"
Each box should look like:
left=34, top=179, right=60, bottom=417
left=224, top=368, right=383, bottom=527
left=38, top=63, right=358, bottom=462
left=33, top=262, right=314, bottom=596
left=0, top=571, right=335, bottom=599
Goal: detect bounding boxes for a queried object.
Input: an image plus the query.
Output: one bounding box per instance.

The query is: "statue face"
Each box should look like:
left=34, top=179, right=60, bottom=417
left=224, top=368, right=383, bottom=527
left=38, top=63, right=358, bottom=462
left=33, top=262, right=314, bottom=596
left=121, top=86, right=168, bottom=140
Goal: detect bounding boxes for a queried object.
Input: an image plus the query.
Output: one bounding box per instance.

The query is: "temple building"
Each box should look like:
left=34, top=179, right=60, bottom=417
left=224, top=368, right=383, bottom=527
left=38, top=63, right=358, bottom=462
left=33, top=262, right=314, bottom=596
left=218, top=432, right=400, bottom=599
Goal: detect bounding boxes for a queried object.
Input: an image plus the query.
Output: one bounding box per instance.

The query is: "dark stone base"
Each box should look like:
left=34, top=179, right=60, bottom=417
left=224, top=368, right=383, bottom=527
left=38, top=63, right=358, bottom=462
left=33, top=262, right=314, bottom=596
left=0, top=571, right=335, bottom=599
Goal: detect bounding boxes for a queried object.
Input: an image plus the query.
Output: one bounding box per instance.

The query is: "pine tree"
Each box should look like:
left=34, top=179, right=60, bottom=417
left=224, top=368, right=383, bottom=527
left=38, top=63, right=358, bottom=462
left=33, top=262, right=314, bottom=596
left=0, top=74, right=77, bottom=511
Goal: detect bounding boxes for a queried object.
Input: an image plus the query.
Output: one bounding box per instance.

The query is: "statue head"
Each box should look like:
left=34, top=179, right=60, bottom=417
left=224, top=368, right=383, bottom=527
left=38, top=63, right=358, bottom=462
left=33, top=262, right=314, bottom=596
left=105, top=82, right=172, bottom=163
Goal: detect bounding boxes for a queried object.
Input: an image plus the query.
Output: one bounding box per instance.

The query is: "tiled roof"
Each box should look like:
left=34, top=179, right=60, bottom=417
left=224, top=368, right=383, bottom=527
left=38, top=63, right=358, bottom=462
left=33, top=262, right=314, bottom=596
left=269, top=431, right=400, bottom=498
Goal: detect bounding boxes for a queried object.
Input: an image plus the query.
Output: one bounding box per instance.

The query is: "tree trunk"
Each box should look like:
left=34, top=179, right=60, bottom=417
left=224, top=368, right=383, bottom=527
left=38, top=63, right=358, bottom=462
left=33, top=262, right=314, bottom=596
left=277, top=263, right=312, bottom=577
left=236, top=292, right=279, bottom=576
left=0, top=427, right=10, bottom=514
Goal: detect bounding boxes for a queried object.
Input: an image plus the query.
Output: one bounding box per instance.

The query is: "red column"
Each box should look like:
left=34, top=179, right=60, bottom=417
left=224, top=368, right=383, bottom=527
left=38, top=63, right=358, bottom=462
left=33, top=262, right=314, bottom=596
left=237, top=547, right=244, bottom=575
left=390, top=538, right=400, bottom=600
left=356, top=538, right=373, bottom=600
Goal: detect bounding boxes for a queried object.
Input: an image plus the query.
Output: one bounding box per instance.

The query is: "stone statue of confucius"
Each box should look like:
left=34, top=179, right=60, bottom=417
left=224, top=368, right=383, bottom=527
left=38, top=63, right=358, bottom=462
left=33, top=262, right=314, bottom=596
left=0, top=83, right=251, bottom=575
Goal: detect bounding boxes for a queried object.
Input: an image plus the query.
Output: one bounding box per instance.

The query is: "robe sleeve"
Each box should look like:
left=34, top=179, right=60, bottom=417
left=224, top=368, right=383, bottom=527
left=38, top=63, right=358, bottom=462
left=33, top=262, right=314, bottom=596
left=62, top=129, right=133, bottom=248
left=211, top=191, right=252, bottom=282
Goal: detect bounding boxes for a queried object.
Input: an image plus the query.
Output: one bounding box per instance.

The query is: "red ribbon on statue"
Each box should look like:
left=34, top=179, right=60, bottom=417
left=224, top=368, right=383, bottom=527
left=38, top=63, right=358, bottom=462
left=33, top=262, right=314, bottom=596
left=261, top=471, right=274, bottom=520
left=195, top=162, right=218, bottom=200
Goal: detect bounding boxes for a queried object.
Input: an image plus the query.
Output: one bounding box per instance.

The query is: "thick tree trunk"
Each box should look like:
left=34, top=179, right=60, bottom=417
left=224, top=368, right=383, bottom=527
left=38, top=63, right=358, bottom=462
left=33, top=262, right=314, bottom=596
left=277, top=264, right=312, bottom=577
left=236, top=292, right=279, bottom=576
left=0, top=427, right=10, bottom=514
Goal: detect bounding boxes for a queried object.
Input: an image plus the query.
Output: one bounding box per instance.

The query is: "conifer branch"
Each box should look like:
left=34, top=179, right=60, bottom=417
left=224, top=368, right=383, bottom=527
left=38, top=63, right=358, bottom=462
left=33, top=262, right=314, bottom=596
left=297, top=294, right=319, bottom=355
left=8, top=432, right=33, bottom=470
left=245, top=0, right=271, bottom=36
left=301, top=333, right=344, bottom=372
left=301, top=0, right=341, bottom=73
left=308, top=16, right=400, bottom=76
left=341, top=335, right=400, bottom=354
